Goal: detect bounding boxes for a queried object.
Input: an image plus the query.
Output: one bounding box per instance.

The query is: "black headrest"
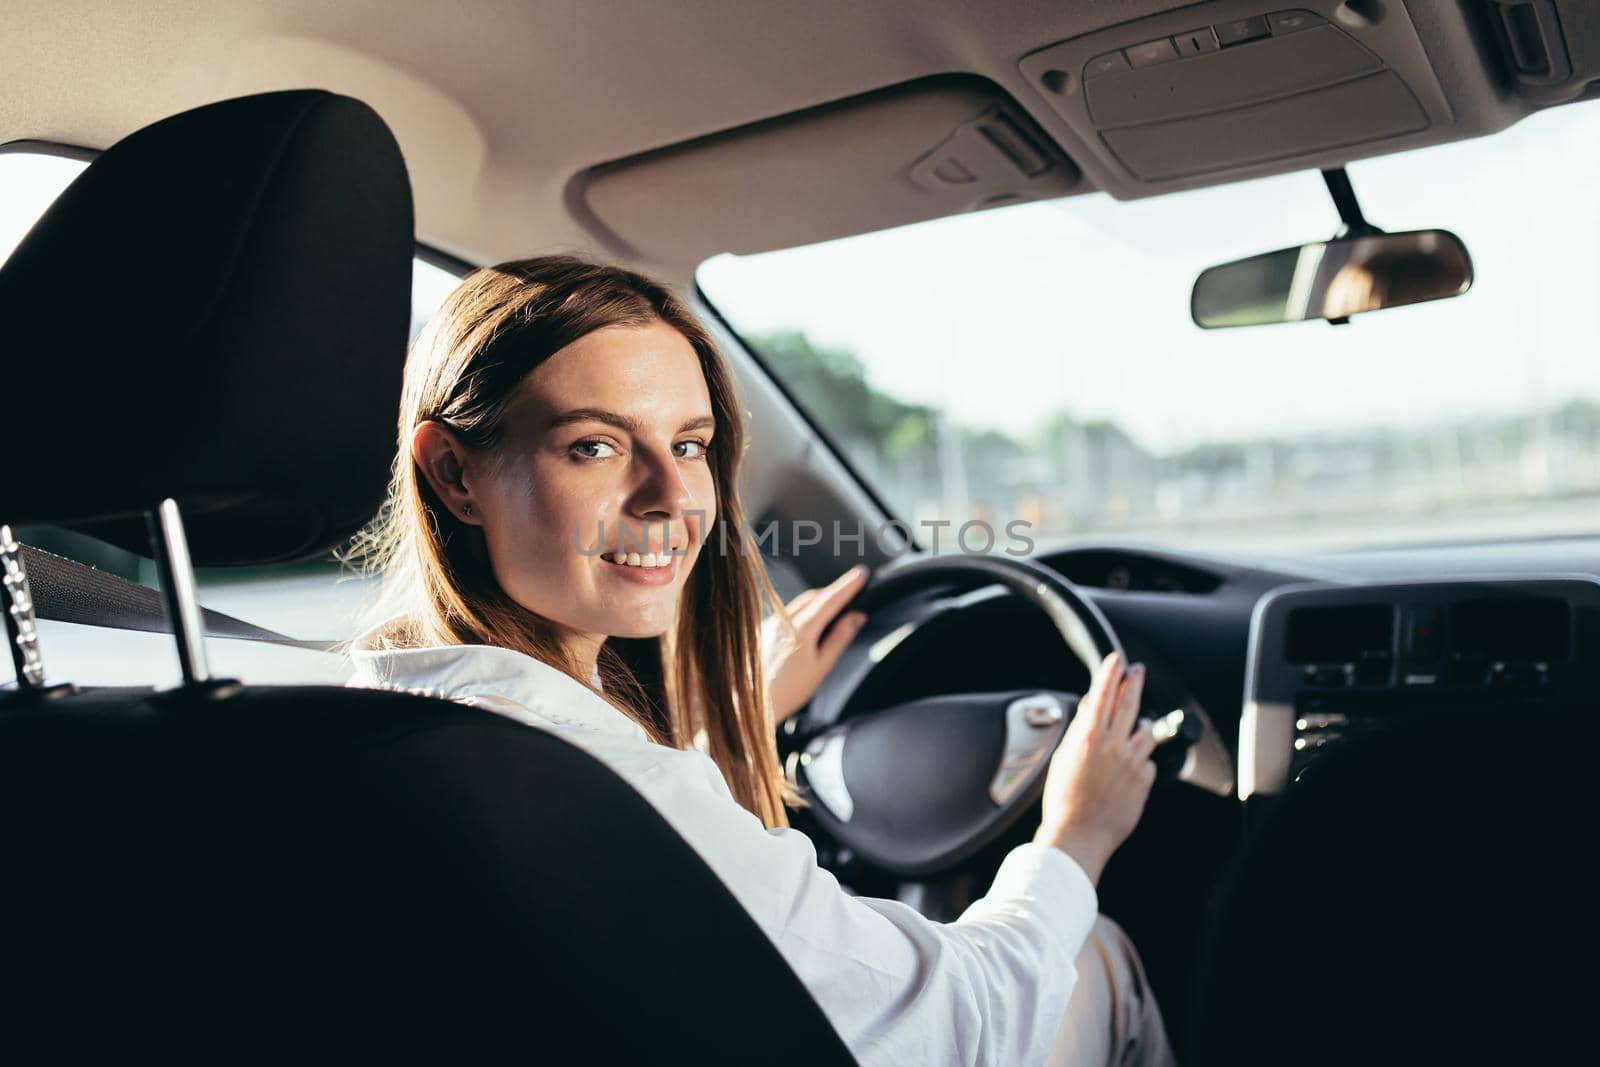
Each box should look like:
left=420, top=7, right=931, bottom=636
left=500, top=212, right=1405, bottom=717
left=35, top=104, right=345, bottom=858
left=0, top=90, right=413, bottom=565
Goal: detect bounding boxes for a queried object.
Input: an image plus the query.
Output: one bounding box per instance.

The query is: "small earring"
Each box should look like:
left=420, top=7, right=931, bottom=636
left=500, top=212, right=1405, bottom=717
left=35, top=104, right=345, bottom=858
left=463, top=502, right=473, bottom=517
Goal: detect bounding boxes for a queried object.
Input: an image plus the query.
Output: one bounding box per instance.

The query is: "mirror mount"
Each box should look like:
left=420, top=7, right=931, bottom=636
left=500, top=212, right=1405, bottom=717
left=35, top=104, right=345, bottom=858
left=1321, top=167, right=1383, bottom=241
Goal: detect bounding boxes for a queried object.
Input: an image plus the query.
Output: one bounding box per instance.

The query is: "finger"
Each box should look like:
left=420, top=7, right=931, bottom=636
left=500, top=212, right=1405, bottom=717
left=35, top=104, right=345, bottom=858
left=816, top=611, right=868, bottom=670
left=783, top=588, right=819, bottom=620
left=793, top=564, right=869, bottom=631
left=1080, top=651, right=1124, bottom=732
left=1128, top=719, right=1159, bottom=761
left=1111, top=663, right=1146, bottom=738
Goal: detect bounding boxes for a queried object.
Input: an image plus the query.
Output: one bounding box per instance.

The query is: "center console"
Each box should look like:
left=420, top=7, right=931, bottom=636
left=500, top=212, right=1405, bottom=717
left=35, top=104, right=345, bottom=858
left=1239, top=576, right=1600, bottom=798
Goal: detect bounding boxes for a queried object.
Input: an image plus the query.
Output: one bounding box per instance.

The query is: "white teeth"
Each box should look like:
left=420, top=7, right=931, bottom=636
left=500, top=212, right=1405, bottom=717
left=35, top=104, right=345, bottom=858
left=603, top=550, right=674, bottom=568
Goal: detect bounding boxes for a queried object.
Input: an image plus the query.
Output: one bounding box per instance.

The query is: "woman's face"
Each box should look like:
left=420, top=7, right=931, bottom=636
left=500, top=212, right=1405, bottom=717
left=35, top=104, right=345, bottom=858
left=465, top=320, right=717, bottom=653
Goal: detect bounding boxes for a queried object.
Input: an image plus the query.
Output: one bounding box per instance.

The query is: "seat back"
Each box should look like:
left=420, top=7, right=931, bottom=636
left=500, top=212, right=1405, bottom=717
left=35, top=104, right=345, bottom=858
left=1188, top=707, right=1594, bottom=1066
left=1, top=685, right=854, bottom=1061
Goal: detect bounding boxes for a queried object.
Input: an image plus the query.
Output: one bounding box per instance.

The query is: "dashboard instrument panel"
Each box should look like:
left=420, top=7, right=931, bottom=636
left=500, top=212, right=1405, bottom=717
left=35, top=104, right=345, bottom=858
left=1239, top=576, right=1600, bottom=798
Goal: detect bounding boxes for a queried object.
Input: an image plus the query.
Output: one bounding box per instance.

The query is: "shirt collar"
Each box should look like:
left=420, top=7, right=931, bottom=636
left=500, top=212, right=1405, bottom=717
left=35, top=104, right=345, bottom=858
left=348, top=619, right=646, bottom=742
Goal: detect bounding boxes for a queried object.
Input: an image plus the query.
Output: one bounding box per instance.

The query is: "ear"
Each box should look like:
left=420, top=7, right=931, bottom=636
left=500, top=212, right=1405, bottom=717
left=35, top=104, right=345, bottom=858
left=411, top=420, right=483, bottom=526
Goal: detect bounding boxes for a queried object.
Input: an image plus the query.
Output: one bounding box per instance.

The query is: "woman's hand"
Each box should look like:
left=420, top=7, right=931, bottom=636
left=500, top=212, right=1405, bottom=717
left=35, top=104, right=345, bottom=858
left=762, top=564, right=871, bottom=724
left=1033, top=652, right=1158, bottom=886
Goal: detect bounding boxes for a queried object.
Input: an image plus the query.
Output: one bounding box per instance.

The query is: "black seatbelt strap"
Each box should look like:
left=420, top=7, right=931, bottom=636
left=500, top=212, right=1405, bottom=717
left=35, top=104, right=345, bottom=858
left=20, top=544, right=338, bottom=652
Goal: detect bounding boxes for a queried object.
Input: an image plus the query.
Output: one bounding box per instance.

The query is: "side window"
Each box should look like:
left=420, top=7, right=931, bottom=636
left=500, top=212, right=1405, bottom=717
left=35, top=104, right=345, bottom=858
left=2, top=146, right=463, bottom=687
left=0, top=149, right=90, bottom=261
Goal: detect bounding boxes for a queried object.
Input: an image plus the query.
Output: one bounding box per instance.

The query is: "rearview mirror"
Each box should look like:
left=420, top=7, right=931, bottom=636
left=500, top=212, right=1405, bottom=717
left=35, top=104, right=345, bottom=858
left=1191, top=229, right=1473, bottom=329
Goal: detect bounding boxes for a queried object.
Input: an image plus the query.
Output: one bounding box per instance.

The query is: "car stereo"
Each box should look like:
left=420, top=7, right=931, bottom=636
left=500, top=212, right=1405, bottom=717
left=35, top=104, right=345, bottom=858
left=1239, top=577, right=1600, bottom=798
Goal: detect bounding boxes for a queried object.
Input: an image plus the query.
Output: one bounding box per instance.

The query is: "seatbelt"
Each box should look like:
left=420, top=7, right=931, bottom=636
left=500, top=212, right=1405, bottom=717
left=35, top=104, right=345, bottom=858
left=20, top=544, right=338, bottom=652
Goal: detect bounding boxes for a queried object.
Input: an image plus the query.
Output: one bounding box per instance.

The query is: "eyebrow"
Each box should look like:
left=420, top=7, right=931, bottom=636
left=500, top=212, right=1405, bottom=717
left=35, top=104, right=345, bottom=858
left=546, top=407, right=715, bottom=435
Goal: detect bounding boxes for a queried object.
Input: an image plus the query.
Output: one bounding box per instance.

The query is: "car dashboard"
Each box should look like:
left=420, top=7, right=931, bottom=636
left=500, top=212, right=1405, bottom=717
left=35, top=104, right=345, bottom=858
left=1239, top=575, right=1600, bottom=799
left=1031, top=536, right=1600, bottom=794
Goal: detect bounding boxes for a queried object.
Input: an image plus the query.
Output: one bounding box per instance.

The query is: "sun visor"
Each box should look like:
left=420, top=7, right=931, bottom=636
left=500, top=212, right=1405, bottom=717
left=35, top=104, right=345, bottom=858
left=577, top=75, right=1085, bottom=266
left=1484, top=0, right=1600, bottom=106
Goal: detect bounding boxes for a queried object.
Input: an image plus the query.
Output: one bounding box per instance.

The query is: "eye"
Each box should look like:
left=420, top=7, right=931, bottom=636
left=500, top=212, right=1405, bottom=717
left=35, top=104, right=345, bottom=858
left=571, top=439, right=619, bottom=460
left=674, top=439, right=711, bottom=459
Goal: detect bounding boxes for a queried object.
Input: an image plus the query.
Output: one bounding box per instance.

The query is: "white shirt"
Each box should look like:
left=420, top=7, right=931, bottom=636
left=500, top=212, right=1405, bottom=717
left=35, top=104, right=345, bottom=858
left=348, top=626, right=1099, bottom=1066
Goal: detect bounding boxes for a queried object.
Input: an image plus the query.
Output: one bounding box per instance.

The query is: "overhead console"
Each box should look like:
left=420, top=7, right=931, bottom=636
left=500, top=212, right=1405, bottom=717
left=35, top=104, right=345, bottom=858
left=1239, top=577, right=1600, bottom=799
left=1020, top=1, right=1454, bottom=184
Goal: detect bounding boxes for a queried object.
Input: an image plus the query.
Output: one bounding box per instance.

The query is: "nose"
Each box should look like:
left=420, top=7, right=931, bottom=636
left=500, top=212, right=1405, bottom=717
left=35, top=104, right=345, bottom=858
left=624, top=443, right=698, bottom=525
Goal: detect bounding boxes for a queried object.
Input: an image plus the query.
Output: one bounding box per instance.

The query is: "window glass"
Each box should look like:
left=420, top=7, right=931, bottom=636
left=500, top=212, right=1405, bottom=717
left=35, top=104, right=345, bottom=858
left=699, top=102, right=1600, bottom=554
left=2, top=147, right=463, bottom=685
left=0, top=150, right=88, bottom=261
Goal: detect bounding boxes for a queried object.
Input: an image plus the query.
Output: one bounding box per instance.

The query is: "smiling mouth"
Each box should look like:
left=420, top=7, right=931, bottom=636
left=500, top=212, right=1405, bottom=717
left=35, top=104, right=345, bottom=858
left=598, top=549, right=680, bottom=569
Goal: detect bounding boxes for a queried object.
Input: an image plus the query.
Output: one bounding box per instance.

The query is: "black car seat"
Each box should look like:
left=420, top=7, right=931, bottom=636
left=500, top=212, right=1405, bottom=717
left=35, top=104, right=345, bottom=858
left=1187, top=706, right=1594, bottom=1066
left=0, top=90, right=854, bottom=1064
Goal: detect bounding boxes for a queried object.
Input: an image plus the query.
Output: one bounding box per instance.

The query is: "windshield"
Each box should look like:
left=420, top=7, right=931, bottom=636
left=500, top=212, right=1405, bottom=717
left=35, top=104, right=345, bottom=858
left=699, top=101, right=1600, bottom=554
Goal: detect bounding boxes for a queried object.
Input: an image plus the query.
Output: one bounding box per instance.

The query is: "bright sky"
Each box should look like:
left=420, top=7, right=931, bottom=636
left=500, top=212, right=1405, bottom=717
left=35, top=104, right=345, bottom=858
left=698, top=100, right=1600, bottom=456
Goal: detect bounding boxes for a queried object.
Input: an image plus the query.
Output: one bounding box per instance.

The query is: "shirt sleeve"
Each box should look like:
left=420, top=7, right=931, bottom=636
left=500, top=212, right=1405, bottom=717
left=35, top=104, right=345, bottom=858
left=618, top=744, right=1100, bottom=1067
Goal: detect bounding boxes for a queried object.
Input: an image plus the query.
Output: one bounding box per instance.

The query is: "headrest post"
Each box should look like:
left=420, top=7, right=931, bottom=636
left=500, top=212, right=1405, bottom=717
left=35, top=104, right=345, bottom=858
left=146, top=500, right=211, bottom=685
left=1, top=524, right=47, bottom=689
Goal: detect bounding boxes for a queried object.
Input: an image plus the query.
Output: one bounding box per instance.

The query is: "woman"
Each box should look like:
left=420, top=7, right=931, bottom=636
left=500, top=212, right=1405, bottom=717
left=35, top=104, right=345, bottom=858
left=348, top=255, right=1175, bottom=1066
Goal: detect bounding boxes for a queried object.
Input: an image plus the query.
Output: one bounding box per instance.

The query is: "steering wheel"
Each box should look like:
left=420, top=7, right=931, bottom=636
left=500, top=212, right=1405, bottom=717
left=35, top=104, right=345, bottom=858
left=785, top=553, right=1133, bottom=879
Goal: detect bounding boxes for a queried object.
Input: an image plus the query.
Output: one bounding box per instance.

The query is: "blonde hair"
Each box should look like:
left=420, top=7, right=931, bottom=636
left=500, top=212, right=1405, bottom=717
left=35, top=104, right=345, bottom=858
left=349, top=255, right=798, bottom=827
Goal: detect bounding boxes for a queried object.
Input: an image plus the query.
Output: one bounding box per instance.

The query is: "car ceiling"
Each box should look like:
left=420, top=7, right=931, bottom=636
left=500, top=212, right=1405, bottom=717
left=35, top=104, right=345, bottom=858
left=3, top=1, right=1588, bottom=282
